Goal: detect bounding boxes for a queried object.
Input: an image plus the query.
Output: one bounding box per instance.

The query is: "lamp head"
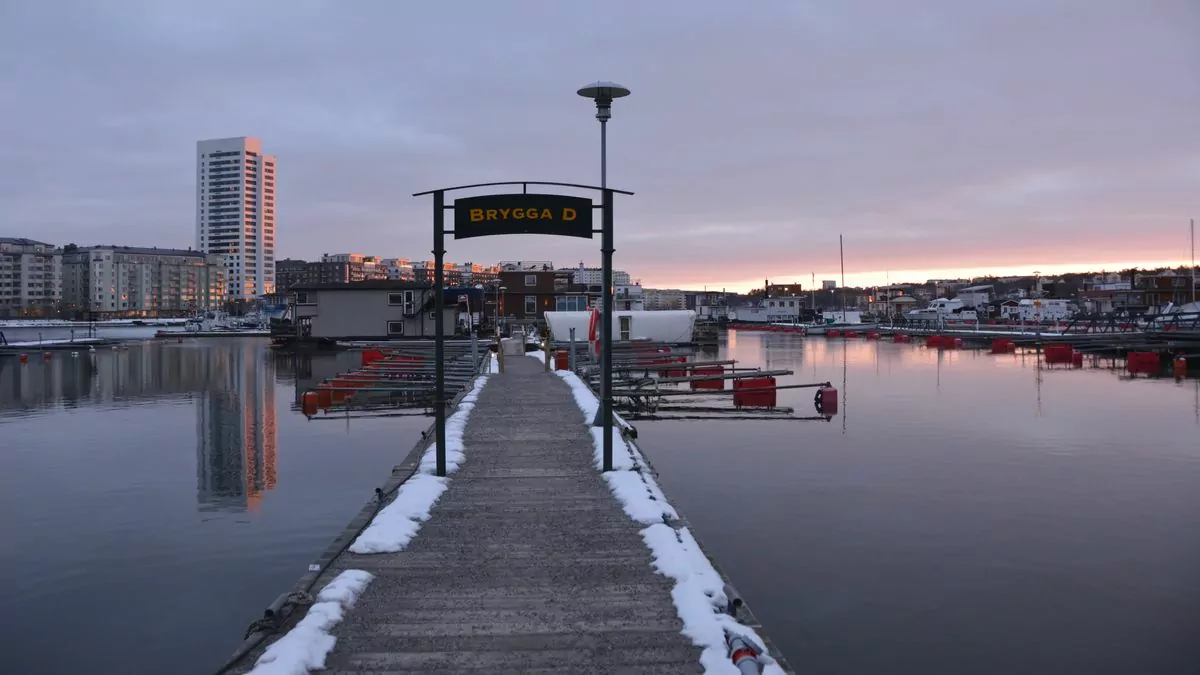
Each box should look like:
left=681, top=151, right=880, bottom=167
left=577, top=81, right=630, bottom=122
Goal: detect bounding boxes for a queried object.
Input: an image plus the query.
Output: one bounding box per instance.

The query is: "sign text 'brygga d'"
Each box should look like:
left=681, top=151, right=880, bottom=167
left=453, top=193, right=594, bottom=240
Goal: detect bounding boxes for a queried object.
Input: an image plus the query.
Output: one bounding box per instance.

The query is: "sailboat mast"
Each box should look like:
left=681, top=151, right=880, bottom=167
left=839, top=234, right=847, bottom=321
left=1192, top=218, right=1196, bottom=304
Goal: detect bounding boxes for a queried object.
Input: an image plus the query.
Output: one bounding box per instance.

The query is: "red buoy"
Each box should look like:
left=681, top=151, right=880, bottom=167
left=818, top=386, right=838, bottom=415
left=18, top=353, right=29, bottom=364
left=301, top=391, right=319, bottom=417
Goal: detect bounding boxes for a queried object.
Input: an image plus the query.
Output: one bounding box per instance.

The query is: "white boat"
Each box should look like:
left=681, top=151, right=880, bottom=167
left=803, top=310, right=875, bottom=334
left=906, top=298, right=978, bottom=323
left=544, top=310, right=696, bottom=344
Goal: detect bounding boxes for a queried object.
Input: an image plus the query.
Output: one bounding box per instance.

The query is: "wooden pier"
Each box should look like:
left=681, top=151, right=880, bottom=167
left=223, top=354, right=792, bottom=675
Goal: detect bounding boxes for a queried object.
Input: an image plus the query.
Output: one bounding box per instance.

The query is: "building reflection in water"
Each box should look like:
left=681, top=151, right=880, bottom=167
left=196, top=342, right=278, bottom=513
left=0, top=341, right=278, bottom=513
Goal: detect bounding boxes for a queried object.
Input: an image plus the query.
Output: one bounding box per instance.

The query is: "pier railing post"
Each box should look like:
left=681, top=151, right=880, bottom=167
left=569, top=327, right=576, bottom=371
left=433, top=190, right=447, bottom=478
left=544, top=326, right=551, bottom=372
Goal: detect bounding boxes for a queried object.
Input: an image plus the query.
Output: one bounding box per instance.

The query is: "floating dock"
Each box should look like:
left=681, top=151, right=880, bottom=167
left=0, top=338, right=121, bottom=354
left=156, top=329, right=271, bottom=339
left=221, top=355, right=793, bottom=675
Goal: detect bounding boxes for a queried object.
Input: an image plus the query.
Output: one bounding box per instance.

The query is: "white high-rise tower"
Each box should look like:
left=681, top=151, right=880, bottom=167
left=196, top=137, right=276, bottom=299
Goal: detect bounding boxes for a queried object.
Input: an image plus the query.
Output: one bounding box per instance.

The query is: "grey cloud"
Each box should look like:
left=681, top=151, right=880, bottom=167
left=1, top=0, right=1197, bottom=287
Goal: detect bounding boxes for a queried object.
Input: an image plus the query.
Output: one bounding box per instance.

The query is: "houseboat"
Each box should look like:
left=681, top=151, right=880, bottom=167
left=729, top=296, right=809, bottom=324
left=544, top=310, right=696, bottom=345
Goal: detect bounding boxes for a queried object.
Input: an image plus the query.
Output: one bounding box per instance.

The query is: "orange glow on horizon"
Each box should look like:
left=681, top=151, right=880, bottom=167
left=651, top=258, right=1194, bottom=293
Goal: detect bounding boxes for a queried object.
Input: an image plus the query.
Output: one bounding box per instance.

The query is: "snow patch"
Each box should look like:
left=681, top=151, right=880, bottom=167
left=640, top=525, right=785, bottom=674
left=348, top=375, right=489, bottom=554
left=604, top=470, right=677, bottom=524
left=525, top=350, right=547, bottom=365
left=246, top=569, right=373, bottom=675
left=553, top=368, right=785, bottom=674
left=348, top=474, right=448, bottom=554
left=553, top=369, right=638, bottom=470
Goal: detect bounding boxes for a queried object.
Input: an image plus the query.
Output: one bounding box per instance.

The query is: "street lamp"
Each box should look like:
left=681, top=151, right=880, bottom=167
left=499, top=286, right=507, bottom=336
left=577, top=80, right=629, bottom=434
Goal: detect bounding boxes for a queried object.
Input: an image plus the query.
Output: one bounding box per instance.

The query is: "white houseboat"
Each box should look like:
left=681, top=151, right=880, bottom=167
left=729, top=296, right=807, bottom=324
left=544, top=310, right=696, bottom=344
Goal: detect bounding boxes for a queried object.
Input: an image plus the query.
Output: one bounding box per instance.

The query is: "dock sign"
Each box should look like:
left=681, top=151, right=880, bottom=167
left=453, top=193, right=593, bottom=240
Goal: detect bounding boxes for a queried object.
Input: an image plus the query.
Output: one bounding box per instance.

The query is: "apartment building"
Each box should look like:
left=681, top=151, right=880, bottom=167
left=409, top=260, right=500, bottom=286
left=498, top=263, right=598, bottom=326
left=642, top=288, right=687, bottom=310
left=381, top=258, right=414, bottom=280
left=569, top=262, right=631, bottom=287
left=0, top=237, right=62, bottom=317
left=196, top=136, right=276, bottom=300
left=61, top=246, right=226, bottom=318
left=321, top=253, right=391, bottom=280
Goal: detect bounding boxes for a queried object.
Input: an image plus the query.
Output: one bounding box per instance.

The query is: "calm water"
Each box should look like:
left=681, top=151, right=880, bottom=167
left=0, top=338, right=430, bottom=675
left=1, top=333, right=1198, bottom=674
left=642, top=332, right=1200, bottom=674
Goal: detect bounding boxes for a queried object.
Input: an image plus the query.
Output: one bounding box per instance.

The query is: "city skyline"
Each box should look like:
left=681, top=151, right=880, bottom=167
left=2, top=1, right=1197, bottom=292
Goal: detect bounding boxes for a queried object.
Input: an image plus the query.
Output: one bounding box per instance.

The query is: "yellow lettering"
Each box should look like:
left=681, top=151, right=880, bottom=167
left=498, top=208, right=511, bottom=219
left=525, top=207, right=539, bottom=219
left=540, top=208, right=552, bottom=219
left=510, top=208, right=523, bottom=220
left=469, top=208, right=483, bottom=222
left=485, top=209, right=498, bottom=220
left=562, top=207, right=576, bottom=221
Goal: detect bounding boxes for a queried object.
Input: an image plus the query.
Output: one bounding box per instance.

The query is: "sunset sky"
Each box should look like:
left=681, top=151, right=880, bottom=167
left=2, top=0, right=1197, bottom=293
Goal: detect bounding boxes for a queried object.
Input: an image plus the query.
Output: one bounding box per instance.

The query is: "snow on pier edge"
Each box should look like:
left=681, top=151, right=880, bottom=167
left=245, top=569, right=373, bottom=675
left=537, top=354, right=786, bottom=674
left=348, top=374, right=490, bottom=554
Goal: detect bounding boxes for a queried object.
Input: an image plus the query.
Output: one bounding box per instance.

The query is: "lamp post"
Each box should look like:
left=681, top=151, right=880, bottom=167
left=498, top=285, right=507, bottom=336
left=577, top=81, right=629, bottom=445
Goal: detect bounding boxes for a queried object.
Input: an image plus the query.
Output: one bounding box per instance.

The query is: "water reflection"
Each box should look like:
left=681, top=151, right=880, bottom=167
left=0, top=341, right=279, bottom=512
left=642, top=331, right=1200, bottom=675
left=196, top=345, right=278, bottom=512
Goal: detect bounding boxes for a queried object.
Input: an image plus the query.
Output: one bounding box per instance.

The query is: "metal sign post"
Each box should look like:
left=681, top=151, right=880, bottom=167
left=415, top=181, right=633, bottom=475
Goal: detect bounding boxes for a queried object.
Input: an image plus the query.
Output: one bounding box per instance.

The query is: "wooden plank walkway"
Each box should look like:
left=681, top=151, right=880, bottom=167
left=245, top=355, right=706, bottom=674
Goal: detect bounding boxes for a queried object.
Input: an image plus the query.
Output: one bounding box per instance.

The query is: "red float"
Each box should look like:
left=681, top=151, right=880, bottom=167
left=1126, top=352, right=1162, bottom=375
left=690, top=365, right=725, bottom=390
left=732, top=377, right=777, bottom=408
